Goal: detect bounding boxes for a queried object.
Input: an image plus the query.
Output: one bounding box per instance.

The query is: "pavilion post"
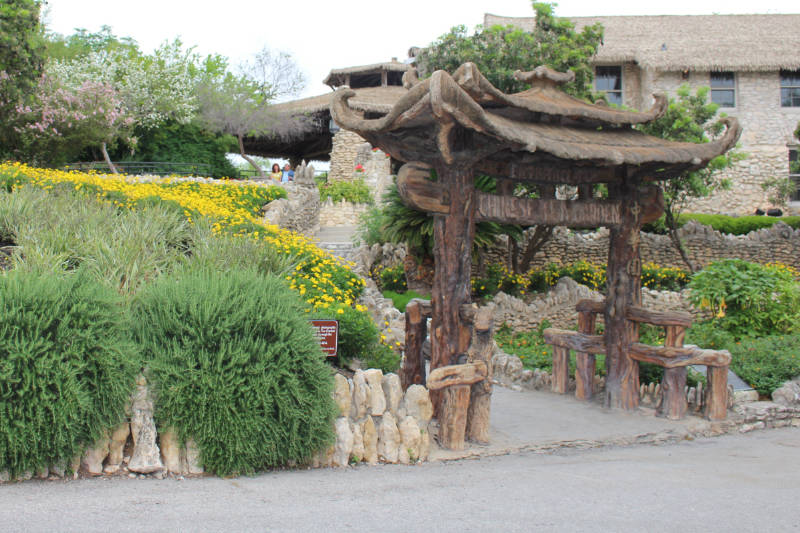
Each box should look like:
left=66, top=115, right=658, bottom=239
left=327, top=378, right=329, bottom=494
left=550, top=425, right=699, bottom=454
left=604, top=178, right=642, bottom=410
left=429, top=164, right=477, bottom=415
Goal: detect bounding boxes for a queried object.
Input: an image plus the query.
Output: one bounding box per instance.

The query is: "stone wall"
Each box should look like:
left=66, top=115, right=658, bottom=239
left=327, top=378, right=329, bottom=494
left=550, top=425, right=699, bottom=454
left=489, top=221, right=800, bottom=272
left=320, top=370, right=433, bottom=467
left=319, top=198, right=371, bottom=227
left=261, top=181, right=320, bottom=237
left=328, top=130, right=366, bottom=183
left=642, top=69, right=800, bottom=214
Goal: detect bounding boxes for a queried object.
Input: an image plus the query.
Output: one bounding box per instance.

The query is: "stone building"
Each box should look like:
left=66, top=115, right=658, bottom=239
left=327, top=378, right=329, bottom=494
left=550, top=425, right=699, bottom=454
left=484, top=13, right=800, bottom=215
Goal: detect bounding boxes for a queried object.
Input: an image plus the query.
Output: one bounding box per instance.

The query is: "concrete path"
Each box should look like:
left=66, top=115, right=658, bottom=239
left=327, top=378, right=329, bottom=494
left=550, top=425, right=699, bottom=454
left=315, top=226, right=357, bottom=259
left=2, top=428, right=798, bottom=532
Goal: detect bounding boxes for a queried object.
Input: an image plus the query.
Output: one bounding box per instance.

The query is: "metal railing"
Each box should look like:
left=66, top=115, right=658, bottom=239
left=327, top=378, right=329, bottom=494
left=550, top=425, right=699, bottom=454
left=64, top=161, right=214, bottom=177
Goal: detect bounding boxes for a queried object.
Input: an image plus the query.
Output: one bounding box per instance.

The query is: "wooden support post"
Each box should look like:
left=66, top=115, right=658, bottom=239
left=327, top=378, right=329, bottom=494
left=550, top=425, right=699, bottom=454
left=552, top=345, right=570, bottom=394
left=400, top=300, right=428, bottom=390
left=466, top=306, right=494, bottom=444
left=604, top=179, right=644, bottom=410
left=430, top=164, right=476, bottom=415
left=656, top=325, right=688, bottom=420
left=575, top=310, right=597, bottom=400
left=438, top=385, right=471, bottom=450
left=705, top=366, right=728, bottom=421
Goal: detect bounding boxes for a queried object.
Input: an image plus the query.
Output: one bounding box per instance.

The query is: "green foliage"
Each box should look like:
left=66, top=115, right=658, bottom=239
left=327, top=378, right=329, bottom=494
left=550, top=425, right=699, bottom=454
left=0, top=0, right=46, bottom=158
left=688, top=259, right=800, bottom=338
left=379, top=263, right=407, bottom=292
left=416, top=2, right=602, bottom=98
left=641, top=262, right=689, bottom=292
left=636, top=85, right=745, bottom=269
left=318, top=178, right=372, bottom=204
left=361, top=344, right=401, bottom=375
left=728, top=335, right=800, bottom=396
left=111, top=120, right=239, bottom=178
left=0, top=185, right=198, bottom=294
left=382, top=289, right=430, bottom=313
left=643, top=213, right=800, bottom=235
left=45, top=25, right=140, bottom=62
left=353, top=205, right=386, bottom=246
left=0, top=270, right=138, bottom=479
left=312, top=304, right=382, bottom=369
left=380, top=175, right=516, bottom=259
left=134, top=269, right=337, bottom=476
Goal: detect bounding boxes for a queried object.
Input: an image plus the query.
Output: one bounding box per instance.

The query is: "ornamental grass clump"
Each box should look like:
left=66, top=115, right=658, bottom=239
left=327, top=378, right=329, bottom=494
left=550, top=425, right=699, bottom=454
left=134, top=269, right=337, bottom=476
left=0, top=271, right=138, bottom=479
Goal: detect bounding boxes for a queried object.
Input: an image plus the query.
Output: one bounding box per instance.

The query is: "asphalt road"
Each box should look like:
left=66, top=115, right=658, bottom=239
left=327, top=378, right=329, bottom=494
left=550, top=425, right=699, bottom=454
left=1, top=427, right=798, bottom=532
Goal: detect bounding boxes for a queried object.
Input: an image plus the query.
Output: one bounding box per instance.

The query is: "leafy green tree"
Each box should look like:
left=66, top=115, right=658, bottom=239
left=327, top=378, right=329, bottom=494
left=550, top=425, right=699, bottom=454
left=0, top=0, right=46, bottom=158
left=45, top=25, right=139, bottom=62
left=637, top=85, right=745, bottom=271
left=416, top=2, right=602, bottom=98
left=407, top=2, right=602, bottom=273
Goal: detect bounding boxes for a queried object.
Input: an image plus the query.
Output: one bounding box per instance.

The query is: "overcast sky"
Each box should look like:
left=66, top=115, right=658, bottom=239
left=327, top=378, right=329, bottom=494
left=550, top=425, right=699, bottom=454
left=43, top=1, right=799, bottom=100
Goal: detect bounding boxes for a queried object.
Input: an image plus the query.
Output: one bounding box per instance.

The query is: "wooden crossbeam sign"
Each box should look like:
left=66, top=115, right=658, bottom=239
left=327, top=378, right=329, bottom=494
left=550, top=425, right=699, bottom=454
left=397, top=162, right=663, bottom=228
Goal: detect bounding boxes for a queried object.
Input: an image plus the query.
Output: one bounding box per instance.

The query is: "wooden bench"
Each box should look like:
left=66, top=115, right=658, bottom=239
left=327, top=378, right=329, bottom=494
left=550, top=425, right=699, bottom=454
left=544, top=299, right=731, bottom=421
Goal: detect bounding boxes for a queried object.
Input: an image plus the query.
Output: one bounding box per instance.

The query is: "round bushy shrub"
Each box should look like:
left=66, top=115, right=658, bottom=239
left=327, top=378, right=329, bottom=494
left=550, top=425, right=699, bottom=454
left=0, top=271, right=138, bottom=478
left=134, top=269, right=337, bottom=476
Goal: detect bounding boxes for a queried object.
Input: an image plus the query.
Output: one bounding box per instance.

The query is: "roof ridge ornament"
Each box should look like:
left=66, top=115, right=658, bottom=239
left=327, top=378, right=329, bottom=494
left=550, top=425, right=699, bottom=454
left=514, top=66, right=576, bottom=86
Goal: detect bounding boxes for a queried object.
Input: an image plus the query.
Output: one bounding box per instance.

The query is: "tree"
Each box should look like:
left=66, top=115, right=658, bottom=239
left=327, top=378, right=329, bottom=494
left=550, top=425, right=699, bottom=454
left=0, top=0, right=46, bottom=158
left=196, top=47, right=305, bottom=178
left=416, top=2, right=602, bottom=99
left=400, top=2, right=603, bottom=273
left=14, top=76, right=134, bottom=169
left=637, top=85, right=745, bottom=272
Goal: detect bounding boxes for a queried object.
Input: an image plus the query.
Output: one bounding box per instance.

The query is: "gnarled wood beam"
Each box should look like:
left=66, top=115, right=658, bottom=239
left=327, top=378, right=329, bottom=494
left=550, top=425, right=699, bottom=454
left=427, top=362, right=488, bottom=391
left=397, top=162, right=448, bottom=214
left=628, top=343, right=732, bottom=368
left=543, top=328, right=607, bottom=354
left=625, top=305, right=693, bottom=328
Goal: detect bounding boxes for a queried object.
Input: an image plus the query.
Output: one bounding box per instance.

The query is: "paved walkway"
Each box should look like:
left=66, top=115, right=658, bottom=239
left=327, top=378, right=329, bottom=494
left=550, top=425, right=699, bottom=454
left=315, top=226, right=357, bottom=259
left=430, top=385, right=725, bottom=461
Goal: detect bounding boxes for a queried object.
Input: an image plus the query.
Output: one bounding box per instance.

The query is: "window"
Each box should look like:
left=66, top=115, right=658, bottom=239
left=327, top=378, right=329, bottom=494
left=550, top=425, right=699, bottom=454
left=790, top=149, right=800, bottom=202
left=781, top=70, right=800, bottom=107
left=711, top=72, right=735, bottom=107
left=596, top=66, right=622, bottom=106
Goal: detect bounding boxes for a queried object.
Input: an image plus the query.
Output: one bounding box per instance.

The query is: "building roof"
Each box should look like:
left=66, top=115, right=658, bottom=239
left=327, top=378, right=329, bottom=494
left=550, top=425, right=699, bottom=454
left=322, top=61, right=411, bottom=87
left=484, top=13, right=800, bottom=72
left=331, top=62, right=741, bottom=181
left=270, top=86, right=408, bottom=116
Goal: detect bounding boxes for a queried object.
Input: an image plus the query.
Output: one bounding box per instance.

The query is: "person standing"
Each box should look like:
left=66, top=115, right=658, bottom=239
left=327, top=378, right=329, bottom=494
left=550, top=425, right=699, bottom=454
left=269, top=163, right=282, bottom=183
left=281, top=164, right=294, bottom=183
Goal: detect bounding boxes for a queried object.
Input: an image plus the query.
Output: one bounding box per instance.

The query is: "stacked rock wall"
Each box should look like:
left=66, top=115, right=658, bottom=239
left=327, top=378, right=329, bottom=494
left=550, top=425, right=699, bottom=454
left=488, top=222, right=800, bottom=272
left=318, top=371, right=434, bottom=467
left=329, top=130, right=367, bottom=182
left=319, top=198, right=371, bottom=227
left=261, top=182, right=321, bottom=237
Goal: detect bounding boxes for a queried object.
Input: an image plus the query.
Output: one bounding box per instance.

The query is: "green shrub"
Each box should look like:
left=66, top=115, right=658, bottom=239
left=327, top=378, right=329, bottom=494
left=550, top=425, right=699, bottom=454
left=0, top=270, right=138, bottom=479
left=361, top=343, right=401, bottom=374
left=354, top=206, right=386, bottom=246
left=688, top=259, right=800, bottom=338
left=318, top=178, right=372, bottom=204
left=380, top=263, right=407, bottom=293
left=134, top=269, right=337, bottom=476
left=729, top=335, right=800, bottom=396
left=643, top=213, right=800, bottom=235
left=313, top=304, right=383, bottom=369
left=383, top=289, right=430, bottom=313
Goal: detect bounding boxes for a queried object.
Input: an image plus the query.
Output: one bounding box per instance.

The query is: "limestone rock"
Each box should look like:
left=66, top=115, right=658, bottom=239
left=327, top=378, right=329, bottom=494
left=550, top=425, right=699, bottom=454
left=772, top=380, right=800, bottom=406
left=36, top=466, right=49, bottom=479
left=351, top=422, right=365, bottom=463
left=185, top=439, right=203, bottom=475
left=505, top=356, right=524, bottom=381
left=0, top=471, right=8, bottom=483
left=419, top=428, right=431, bottom=462
left=399, top=416, right=422, bottom=463
left=403, top=385, right=433, bottom=426
left=333, top=417, right=354, bottom=467
left=398, top=446, right=410, bottom=465
left=364, top=368, right=386, bottom=416
left=159, top=428, right=183, bottom=474
left=382, top=373, right=403, bottom=416
left=104, top=422, right=130, bottom=474
left=333, top=373, right=352, bottom=417
left=128, top=375, right=163, bottom=474
left=81, top=436, right=110, bottom=476
left=351, top=370, right=369, bottom=419
left=361, top=416, right=378, bottom=465
left=377, top=413, right=400, bottom=463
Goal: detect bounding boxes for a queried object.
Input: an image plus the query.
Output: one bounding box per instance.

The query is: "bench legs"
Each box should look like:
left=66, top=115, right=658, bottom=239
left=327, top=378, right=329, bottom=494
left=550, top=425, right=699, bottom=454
left=704, top=366, right=728, bottom=421
left=657, top=367, right=687, bottom=420
left=552, top=346, right=570, bottom=394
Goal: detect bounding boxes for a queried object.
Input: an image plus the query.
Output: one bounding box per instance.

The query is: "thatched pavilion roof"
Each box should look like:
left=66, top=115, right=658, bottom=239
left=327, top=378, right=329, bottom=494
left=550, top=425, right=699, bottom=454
left=484, top=13, right=800, bottom=72
left=323, top=61, right=411, bottom=88
left=331, top=63, right=741, bottom=182
left=242, top=86, right=407, bottom=161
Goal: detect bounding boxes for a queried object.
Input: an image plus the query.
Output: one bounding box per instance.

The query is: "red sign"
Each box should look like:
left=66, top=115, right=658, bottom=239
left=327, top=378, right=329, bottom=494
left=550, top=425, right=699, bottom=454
left=310, top=319, right=339, bottom=357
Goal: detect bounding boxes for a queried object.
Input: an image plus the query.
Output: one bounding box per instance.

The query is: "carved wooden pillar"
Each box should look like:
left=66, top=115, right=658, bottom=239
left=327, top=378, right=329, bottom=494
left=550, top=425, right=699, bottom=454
left=604, top=178, right=642, bottom=410
left=430, top=164, right=476, bottom=415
